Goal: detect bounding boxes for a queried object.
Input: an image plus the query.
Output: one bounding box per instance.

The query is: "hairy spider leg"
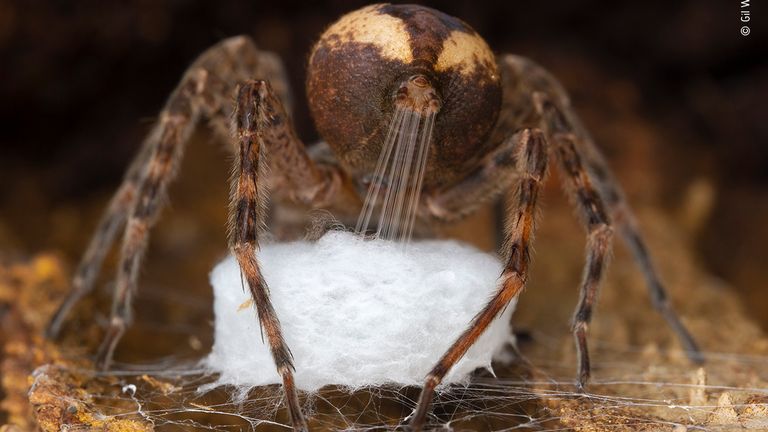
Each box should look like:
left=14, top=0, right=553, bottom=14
left=46, top=140, right=151, bottom=338
left=504, top=54, right=702, bottom=384
left=46, top=36, right=350, bottom=432
left=534, top=93, right=614, bottom=388
left=532, top=85, right=704, bottom=372
left=504, top=53, right=701, bottom=386
left=46, top=37, right=298, bottom=342
left=564, top=120, right=703, bottom=363
left=410, top=123, right=615, bottom=429
left=410, top=56, right=702, bottom=430
left=64, top=36, right=255, bottom=367
left=229, top=80, right=312, bottom=432
left=409, top=128, right=548, bottom=431
left=94, top=68, right=206, bottom=369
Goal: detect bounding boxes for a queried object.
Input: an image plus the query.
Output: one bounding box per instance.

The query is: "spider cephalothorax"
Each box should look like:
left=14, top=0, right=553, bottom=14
left=307, top=4, right=501, bottom=188
left=48, top=4, right=703, bottom=432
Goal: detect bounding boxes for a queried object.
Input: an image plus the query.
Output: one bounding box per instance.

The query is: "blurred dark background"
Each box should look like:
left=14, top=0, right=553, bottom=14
left=0, top=1, right=766, bottom=328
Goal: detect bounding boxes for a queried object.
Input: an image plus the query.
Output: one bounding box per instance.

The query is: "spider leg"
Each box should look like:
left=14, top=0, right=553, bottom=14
left=532, top=93, right=616, bottom=388
left=46, top=142, right=151, bottom=338
left=43, top=36, right=310, bottom=359
left=48, top=36, right=344, bottom=431
left=534, top=91, right=703, bottom=369
left=228, top=80, right=318, bottom=432
left=568, top=125, right=703, bottom=363
left=617, top=218, right=703, bottom=362
left=498, top=53, right=701, bottom=378
left=90, top=38, right=268, bottom=368
left=94, top=67, right=207, bottom=368
left=409, top=128, right=548, bottom=431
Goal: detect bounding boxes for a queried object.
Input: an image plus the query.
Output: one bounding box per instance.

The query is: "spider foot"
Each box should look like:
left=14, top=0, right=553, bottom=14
left=658, top=303, right=705, bottom=364
left=575, top=378, right=588, bottom=394
left=407, top=378, right=438, bottom=432
left=95, top=316, right=125, bottom=370
left=277, top=366, right=309, bottom=432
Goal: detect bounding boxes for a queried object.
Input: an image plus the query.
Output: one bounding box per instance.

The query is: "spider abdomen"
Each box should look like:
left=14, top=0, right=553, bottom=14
left=306, top=3, right=502, bottom=188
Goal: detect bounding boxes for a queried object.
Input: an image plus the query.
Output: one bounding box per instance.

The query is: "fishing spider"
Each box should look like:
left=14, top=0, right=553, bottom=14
left=47, top=4, right=703, bottom=431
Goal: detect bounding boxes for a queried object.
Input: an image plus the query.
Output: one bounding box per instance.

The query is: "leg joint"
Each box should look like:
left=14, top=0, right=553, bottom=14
left=571, top=319, right=588, bottom=334
left=589, top=222, right=614, bottom=239
left=424, top=373, right=442, bottom=389
left=571, top=310, right=591, bottom=330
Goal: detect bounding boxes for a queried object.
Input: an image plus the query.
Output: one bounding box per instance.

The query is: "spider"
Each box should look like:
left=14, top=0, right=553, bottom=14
left=46, top=4, right=704, bottom=431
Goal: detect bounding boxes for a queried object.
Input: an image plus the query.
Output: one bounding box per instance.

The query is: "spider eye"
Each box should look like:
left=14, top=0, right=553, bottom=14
left=412, top=75, right=429, bottom=88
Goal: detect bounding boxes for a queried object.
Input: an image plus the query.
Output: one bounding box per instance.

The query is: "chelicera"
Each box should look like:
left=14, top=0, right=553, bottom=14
left=46, top=4, right=703, bottom=431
